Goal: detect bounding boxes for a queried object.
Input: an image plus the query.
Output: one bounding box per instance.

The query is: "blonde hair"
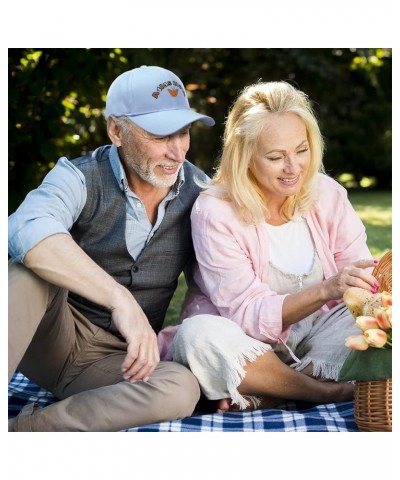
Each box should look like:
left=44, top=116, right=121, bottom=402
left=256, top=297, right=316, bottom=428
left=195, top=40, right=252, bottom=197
left=210, top=81, right=325, bottom=224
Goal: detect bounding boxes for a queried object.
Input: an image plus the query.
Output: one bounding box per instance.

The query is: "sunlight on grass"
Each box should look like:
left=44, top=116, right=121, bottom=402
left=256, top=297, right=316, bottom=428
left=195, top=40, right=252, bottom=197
left=348, top=191, right=392, bottom=258
left=355, top=206, right=391, bottom=225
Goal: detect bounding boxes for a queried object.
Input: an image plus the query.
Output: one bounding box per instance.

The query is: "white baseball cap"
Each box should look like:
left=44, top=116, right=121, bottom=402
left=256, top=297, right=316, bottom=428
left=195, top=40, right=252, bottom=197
left=105, top=65, right=215, bottom=136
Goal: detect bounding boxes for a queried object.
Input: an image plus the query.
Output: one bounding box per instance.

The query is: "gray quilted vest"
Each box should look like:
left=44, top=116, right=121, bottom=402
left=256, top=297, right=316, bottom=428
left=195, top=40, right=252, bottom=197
left=68, top=145, right=207, bottom=337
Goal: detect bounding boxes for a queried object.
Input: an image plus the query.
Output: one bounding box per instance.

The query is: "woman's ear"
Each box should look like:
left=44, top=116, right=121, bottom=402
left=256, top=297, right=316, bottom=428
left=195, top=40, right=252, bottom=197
left=107, top=115, right=123, bottom=147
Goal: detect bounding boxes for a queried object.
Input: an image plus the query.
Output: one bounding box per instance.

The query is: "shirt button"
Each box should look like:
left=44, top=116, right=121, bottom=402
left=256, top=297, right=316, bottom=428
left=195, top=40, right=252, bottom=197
left=136, top=202, right=142, bottom=208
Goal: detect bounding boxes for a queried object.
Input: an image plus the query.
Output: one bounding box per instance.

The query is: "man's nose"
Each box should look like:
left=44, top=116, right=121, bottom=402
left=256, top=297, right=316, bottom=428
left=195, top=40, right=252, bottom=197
left=166, top=135, right=186, bottom=161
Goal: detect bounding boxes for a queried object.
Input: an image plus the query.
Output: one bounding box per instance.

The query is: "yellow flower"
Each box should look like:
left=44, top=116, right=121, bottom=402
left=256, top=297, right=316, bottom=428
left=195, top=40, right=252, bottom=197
left=345, top=334, right=369, bottom=350
left=364, top=328, right=388, bottom=348
left=381, top=291, right=392, bottom=308
left=355, top=315, right=379, bottom=331
left=375, top=306, right=392, bottom=329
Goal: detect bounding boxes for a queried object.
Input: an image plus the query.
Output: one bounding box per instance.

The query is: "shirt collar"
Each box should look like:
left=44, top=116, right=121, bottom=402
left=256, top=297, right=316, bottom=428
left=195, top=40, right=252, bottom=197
left=109, top=145, right=185, bottom=197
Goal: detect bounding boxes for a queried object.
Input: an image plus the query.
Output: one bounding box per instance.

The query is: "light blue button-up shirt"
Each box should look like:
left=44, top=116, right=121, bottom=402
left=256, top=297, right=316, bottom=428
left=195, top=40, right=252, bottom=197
left=8, top=145, right=185, bottom=263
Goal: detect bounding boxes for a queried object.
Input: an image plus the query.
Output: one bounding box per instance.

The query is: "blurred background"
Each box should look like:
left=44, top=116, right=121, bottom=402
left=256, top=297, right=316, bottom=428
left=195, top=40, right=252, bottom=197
left=8, top=47, right=392, bottom=324
left=8, top=48, right=391, bottom=212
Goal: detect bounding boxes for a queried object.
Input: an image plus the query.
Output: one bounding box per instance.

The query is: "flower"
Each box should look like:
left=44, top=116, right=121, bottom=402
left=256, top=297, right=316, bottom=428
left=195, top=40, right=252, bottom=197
left=339, top=288, right=392, bottom=382
left=375, top=306, right=392, bottom=329
left=345, top=334, right=369, bottom=350
left=364, top=328, right=389, bottom=348
left=343, top=288, right=392, bottom=351
left=355, top=315, right=379, bottom=331
left=381, top=292, right=392, bottom=307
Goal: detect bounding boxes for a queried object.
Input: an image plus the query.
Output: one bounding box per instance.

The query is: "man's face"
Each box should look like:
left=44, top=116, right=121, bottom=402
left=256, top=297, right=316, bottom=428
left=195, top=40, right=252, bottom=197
left=120, top=122, right=190, bottom=189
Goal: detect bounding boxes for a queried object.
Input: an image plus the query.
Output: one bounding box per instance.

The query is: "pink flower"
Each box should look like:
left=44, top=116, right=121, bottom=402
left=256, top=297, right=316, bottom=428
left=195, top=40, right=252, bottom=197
left=381, top=292, right=392, bottom=308
left=375, top=306, right=392, bottom=329
left=364, top=329, right=388, bottom=348
left=356, top=315, right=379, bottom=331
left=345, top=334, right=369, bottom=350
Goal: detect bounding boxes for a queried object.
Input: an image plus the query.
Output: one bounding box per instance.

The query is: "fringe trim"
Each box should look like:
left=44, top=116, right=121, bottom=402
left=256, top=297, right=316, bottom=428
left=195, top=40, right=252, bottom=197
left=226, top=342, right=272, bottom=410
left=295, top=357, right=342, bottom=381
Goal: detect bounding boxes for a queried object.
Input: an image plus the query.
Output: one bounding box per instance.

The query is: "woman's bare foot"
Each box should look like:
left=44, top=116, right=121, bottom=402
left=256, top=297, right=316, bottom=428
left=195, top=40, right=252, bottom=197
left=216, top=396, right=283, bottom=413
left=322, top=381, right=355, bottom=403
left=216, top=398, right=231, bottom=413
left=299, top=363, right=355, bottom=402
left=215, top=353, right=355, bottom=414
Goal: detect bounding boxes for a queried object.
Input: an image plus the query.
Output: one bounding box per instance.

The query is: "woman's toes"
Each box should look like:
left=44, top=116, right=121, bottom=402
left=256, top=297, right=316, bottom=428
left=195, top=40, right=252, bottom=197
left=216, top=398, right=231, bottom=413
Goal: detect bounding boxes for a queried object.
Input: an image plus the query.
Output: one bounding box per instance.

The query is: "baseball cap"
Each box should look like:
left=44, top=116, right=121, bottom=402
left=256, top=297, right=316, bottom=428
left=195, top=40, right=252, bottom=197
left=105, top=65, right=215, bottom=136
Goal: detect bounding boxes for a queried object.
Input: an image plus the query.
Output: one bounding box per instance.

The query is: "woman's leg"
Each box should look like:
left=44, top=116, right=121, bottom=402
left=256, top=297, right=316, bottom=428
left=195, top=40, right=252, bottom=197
left=173, top=314, right=353, bottom=414
left=238, top=350, right=354, bottom=405
left=217, top=351, right=354, bottom=413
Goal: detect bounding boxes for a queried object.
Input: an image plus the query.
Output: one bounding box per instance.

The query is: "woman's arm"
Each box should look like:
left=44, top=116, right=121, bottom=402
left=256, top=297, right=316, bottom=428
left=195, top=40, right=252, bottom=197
left=191, top=197, right=289, bottom=343
left=191, top=188, right=378, bottom=341
left=281, top=258, right=377, bottom=327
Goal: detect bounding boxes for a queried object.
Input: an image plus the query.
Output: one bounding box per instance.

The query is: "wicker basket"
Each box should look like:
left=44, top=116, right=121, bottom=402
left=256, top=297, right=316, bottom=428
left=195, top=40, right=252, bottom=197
left=354, top=250, right=392, bottom=432
left=372, top=250, right=392, bottom=295
left=354, top=378, right=392, bottom=431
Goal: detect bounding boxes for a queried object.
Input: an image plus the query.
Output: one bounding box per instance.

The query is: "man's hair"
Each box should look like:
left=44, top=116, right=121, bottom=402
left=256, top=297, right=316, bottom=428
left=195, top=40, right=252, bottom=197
left=208, top=81, right=325, bottom=224
left=108, top=115, right=134, bottom=137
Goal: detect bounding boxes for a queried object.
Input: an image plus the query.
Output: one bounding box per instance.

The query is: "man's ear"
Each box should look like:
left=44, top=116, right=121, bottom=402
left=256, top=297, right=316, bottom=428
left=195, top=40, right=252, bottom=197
left=107, top=116, right=123, bottom=147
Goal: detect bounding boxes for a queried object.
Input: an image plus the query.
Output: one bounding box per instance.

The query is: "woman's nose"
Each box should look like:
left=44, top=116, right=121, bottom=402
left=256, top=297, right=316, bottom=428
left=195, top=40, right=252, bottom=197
left=283, top=155, right=297, bottom=172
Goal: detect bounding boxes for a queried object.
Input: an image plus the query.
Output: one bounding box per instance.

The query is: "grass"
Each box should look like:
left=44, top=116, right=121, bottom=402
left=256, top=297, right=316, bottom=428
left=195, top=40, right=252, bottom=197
left=164, top=189, right=392, bottom=327
left=348, top=190, right=392, bottom=258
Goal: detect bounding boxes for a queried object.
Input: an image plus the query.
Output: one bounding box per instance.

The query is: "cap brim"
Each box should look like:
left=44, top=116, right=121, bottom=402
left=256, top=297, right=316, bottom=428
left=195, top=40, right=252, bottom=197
left=128, top=109, right=215, bottom=136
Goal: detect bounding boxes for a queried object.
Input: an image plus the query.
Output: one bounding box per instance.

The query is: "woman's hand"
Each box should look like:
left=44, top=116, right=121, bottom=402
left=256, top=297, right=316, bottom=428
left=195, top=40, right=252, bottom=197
left=321, top=259, right=378, bottom=301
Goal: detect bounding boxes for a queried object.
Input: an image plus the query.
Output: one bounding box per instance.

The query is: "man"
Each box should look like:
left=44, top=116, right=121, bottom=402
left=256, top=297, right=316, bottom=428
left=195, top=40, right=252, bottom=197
left=8, top=65, right=215, bottom=431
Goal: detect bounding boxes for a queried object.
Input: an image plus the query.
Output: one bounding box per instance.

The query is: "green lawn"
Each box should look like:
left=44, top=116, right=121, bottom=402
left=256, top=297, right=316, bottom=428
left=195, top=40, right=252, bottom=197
left=165, top=189, right=392, bottom=327
left=348, top=190, right=392, bottom=258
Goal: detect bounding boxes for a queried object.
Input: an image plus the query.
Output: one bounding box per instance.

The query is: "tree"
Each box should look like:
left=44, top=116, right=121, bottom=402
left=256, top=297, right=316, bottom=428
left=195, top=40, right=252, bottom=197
left=8, top=48, right=391, bottom=214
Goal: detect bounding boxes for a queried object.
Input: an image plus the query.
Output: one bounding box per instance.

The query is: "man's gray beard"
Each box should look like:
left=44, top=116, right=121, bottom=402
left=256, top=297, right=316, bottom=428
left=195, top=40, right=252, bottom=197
left=128, top=159, right=179, bottom=189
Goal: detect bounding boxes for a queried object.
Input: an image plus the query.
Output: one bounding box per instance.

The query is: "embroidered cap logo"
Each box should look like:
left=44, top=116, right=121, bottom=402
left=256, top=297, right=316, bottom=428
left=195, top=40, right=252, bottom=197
left=152, top=80, right=185, bottom=99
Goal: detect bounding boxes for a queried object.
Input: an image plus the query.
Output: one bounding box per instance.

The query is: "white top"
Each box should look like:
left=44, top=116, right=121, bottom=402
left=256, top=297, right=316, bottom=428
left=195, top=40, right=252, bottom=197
left=264, top=217, right=315, bottom=275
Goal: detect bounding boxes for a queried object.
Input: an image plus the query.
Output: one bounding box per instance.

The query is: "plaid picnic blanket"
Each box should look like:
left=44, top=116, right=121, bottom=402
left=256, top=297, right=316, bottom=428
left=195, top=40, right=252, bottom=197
left=8, top=371, right=358, bottom=432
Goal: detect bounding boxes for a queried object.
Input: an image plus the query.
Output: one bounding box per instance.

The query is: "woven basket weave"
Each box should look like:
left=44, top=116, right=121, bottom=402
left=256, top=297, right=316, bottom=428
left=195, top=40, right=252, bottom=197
left=354, top=250, right=392, bottom=432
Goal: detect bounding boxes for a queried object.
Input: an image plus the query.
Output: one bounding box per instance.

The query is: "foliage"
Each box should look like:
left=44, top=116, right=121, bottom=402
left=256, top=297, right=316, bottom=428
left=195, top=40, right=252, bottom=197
left=8, top=48, right=392, bottom=214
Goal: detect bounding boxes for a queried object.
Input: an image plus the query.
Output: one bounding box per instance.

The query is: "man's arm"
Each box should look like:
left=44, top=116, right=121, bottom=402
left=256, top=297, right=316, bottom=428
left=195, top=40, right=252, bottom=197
left=8, top=157, right=87, bottom=262
left=24, top=233, right=159, bottom=382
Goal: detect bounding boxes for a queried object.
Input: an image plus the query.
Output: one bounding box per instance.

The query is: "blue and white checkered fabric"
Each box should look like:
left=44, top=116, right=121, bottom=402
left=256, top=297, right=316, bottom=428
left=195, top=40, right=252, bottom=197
left=8, top=371, right=358, bottom=432
left=126, top=402, right=357, bottom=432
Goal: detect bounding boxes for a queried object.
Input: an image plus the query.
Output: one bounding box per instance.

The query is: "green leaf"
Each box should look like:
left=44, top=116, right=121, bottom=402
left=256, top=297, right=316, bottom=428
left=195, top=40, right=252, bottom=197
left=338, top=348, right=392, bottom=381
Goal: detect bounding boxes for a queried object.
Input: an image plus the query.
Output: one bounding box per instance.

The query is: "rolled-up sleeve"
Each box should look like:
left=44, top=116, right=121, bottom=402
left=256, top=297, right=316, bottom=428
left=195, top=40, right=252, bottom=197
left=8, top=157, right=87, bottom=263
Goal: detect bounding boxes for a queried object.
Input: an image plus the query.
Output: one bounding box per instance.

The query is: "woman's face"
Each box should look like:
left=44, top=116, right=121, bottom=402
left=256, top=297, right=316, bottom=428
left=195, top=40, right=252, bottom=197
left=250, top=112, right=311, bottom=206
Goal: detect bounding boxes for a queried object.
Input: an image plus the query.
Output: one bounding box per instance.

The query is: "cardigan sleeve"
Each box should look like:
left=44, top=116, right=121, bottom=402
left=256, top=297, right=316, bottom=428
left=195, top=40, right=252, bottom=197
left=190, top=196, right=291, bottom=344
left=309, top=175, right=373, bottom=275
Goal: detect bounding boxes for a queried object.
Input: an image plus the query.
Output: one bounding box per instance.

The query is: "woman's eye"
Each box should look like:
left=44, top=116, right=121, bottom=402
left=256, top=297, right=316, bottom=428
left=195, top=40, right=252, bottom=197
left=298, top=148, right=309, bottom=154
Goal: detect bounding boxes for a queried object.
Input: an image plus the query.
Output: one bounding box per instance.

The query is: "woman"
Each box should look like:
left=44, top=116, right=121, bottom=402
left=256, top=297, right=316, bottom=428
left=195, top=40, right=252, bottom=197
left=159, top=81, right=379, bottom=412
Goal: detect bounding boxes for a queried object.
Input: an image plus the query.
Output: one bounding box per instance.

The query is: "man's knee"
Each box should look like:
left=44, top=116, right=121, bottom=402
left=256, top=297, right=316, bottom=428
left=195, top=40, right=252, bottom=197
left=172, top=363, right=201, bottom=416
left=153, top=362, right=201, bottom=419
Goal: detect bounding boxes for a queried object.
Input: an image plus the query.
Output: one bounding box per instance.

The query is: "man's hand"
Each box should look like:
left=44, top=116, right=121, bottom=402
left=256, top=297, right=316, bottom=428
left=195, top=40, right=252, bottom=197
left=110, top=287, right=160, bottom=383
left=24, top=233, right=160, bottom=383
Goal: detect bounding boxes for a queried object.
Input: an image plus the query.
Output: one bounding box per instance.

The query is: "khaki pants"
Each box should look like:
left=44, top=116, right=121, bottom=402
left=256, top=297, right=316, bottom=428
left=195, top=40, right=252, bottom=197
left=8, top=262, right=200, bottom=431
